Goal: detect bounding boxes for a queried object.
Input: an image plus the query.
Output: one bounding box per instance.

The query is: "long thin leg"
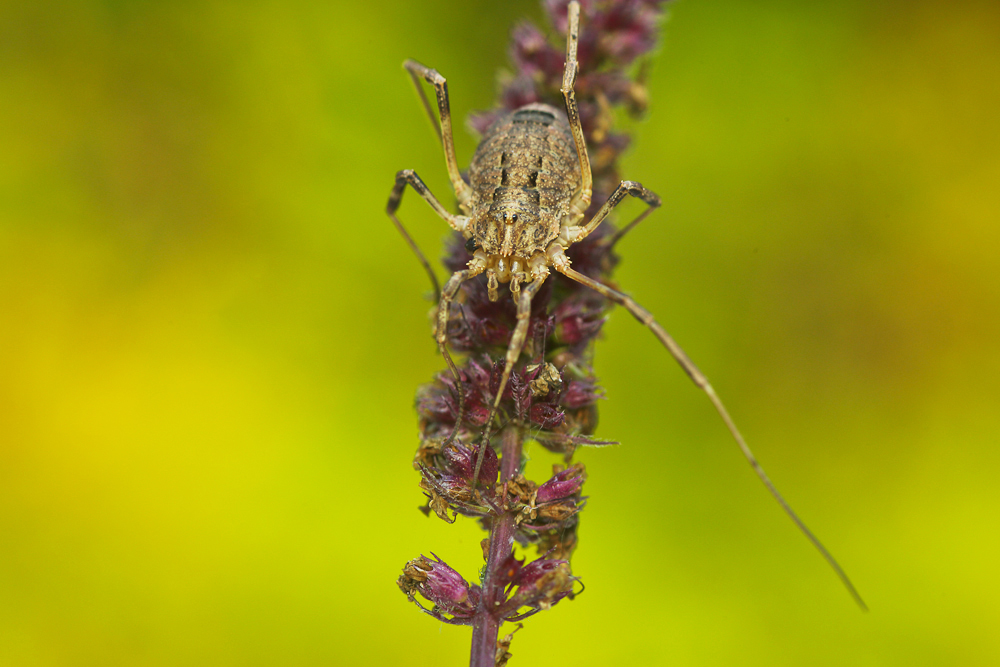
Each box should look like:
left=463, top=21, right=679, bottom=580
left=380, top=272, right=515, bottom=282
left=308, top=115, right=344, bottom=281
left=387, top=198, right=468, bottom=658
left=599, top=196, right=662, bottom=252
left=436, top=268, right=484, bottom=446
left=550, top=251, right=867, bottom=610
left=402, top=60, right=473, bottom=211
left=386, top=169, right=470, bottom=302
left=405, top=62, right=442, bottom=145
left=472, top=272, right=550, bottom=487
left=561, top=1, right=593, bottom=218
left=570, top=180, right=661, bottom=244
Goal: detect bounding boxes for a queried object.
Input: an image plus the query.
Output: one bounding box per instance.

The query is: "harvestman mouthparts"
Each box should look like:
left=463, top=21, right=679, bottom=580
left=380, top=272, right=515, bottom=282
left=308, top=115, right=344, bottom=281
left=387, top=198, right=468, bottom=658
left=385, top=1, right=866, bottom=610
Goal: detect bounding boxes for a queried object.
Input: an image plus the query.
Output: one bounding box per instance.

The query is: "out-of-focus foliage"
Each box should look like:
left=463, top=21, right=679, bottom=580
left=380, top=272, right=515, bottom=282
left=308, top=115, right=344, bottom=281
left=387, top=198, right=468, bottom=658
left=1, top=0, right=997, bottom=665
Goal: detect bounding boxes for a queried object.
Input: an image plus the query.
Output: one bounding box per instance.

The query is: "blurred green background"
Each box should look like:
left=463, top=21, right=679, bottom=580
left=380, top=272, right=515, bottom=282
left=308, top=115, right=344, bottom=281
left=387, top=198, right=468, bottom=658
left=2, top=0, right=998, bottom=664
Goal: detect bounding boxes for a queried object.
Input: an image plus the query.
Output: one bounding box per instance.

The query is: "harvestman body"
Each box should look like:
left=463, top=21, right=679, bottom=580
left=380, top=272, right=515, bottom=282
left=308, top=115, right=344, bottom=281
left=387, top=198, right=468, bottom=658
left=386, top=2, right=865, bottom=609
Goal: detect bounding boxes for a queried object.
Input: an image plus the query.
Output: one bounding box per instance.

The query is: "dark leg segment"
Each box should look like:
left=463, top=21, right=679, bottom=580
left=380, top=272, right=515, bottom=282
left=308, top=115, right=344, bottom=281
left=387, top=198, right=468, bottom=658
left=579, top=179, right=661, bottom=242
left=402, top=60, right=473, bottom=210
left=405, top=61, right=442, bottom=145
left=553, top=260, right=867, bottom=610
left=386, top=169, right=470, bottom=302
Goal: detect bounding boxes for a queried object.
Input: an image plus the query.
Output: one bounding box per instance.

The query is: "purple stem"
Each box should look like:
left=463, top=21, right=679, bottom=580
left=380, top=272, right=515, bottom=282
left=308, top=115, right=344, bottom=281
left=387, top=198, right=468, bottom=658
left=469, top=427, right=522, bottom=667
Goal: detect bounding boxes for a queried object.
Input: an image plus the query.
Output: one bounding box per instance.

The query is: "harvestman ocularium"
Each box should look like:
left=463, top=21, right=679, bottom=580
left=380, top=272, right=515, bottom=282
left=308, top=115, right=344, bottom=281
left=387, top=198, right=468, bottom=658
left=385, top=1, right=865, bottom=609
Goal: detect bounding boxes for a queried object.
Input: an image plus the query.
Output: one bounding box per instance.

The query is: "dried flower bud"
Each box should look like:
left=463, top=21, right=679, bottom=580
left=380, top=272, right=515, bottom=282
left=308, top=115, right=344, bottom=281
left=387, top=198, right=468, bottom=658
left=596, top=2, right=663, bottom=65
left=553, top=297, right=606, bottom=346
left=496, top=630, right=515, bottom=667
left=443, top=441, right=500, bottom=489
left=561, top=377, right=603, bottom=409
left=536, top=463, right=587, bottom=503
left=418, top=440, right=501, bottom=521
left=505, top=474, right=538, bottom=506
left=511, top=22, right=564, bottom=81
left=526, top=362, right=563, bottom=398
left=398, top=554, right=481, bottom=620
left=530, top=403, right=565, bottom=429
left=498, top=557, right=577, bottom=616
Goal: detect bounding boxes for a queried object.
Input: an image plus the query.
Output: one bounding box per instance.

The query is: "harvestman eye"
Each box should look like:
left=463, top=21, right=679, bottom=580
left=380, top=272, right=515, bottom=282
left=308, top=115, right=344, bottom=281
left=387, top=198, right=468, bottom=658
left=385, top=0, right=866, bottom=611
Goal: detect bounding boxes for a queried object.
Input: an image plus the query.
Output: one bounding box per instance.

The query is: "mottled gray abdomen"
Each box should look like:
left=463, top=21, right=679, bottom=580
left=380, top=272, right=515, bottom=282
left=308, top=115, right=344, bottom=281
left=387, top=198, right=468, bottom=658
left=466, top=104, right=581, bottom=258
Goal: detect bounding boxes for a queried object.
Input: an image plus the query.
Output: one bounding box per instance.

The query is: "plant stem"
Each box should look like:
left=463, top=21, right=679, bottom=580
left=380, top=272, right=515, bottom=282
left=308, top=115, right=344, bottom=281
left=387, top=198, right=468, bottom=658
left=469, top=426, right=522, bottom=667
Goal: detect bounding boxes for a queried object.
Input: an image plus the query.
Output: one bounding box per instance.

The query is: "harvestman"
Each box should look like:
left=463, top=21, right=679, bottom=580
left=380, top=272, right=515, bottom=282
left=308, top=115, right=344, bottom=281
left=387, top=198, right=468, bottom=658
left=385, top=1, right=865, bottom=609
